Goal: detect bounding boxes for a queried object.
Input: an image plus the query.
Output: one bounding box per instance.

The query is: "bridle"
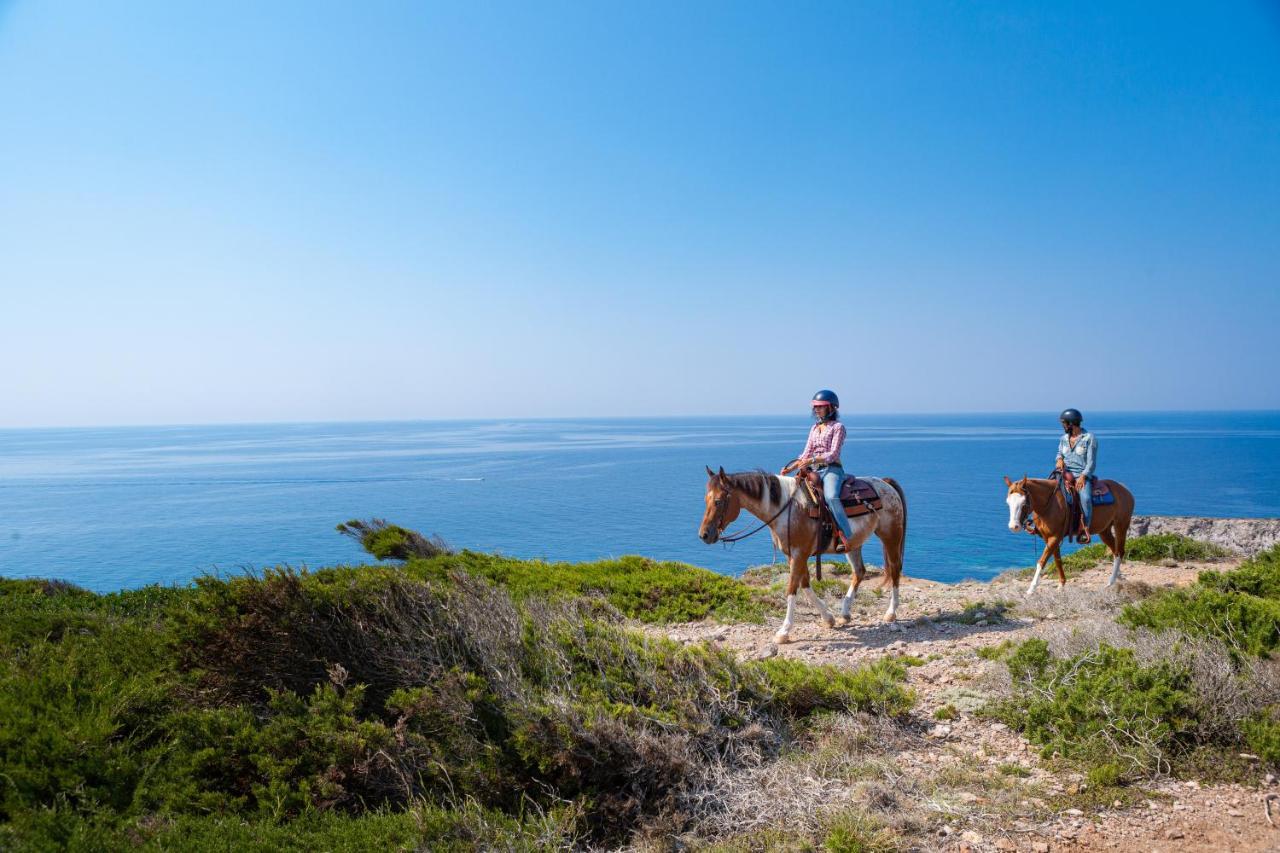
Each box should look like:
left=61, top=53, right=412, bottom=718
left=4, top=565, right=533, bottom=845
left=710, top=479, right=796, bottom=544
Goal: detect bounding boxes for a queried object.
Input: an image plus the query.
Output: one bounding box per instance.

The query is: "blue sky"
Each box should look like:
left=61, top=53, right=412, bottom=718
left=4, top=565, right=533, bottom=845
left=1, top=2, right=1277, bottom=427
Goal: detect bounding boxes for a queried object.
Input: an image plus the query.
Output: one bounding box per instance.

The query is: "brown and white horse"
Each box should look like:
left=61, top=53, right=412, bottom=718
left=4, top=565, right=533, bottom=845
left=1003, top=476, right=1136, bottom=595
left=699, top=467, right=908, bottom=643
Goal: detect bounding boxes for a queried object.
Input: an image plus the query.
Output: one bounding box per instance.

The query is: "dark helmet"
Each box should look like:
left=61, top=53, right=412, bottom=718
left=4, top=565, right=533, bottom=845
left=812, top=389, right=840, bottom=410
left=1060, top=408, right=1083, bottom=425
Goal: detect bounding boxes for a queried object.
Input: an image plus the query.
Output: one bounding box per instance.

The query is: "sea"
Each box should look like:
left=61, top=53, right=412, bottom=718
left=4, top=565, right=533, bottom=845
left=1, top=412, right=1277, bottom=592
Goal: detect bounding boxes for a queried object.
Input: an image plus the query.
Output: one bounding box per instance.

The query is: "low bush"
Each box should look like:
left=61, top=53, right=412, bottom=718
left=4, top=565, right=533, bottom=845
left=749, top=657, right=914, bottom=718
left=405, top=550, right=767, bottom=623
left=992, top=639, right=1198, bottom=776
left=0, top=560, right=909, bottom=849
left=335, top=517, right=452, bottom=560
left=1011, top=534, right=1230, bottom=581
left=992, top=549, right=1280, bottom=780
left=1121, top=544, right=1280, bottom=659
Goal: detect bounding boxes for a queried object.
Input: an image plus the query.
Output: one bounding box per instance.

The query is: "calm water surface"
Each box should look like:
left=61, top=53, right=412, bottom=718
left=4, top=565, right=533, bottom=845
left=1, top=412, right=1277, bottom=591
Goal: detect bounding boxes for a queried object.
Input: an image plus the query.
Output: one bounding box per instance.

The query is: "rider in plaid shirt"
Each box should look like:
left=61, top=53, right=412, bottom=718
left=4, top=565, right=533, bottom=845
left=781, top=390, right=853, bottom=549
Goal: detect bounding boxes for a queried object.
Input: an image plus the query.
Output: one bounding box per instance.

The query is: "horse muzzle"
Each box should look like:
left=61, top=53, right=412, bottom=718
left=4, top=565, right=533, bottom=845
left=699, top=527, right=719, bottom=544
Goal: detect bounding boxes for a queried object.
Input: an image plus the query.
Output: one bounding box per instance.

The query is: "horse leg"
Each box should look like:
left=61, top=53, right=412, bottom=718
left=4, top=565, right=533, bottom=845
left=880, top=530, right=903, bottom=623
left=1026, top=537, right=1057, bottom=596
left=1053, top=540, right=1067, bottom=589
left=802, top=570, right=836, bottom=629
left=841, top=548, right=866, bottom=623
left=1107, top=520, right=1128, bottom=586
left=776, top=552, right=806, bottom=644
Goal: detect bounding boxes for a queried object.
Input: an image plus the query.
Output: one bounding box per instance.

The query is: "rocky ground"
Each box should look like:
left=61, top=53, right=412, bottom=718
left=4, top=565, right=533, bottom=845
left=649, top=558, right=1280, bottom=852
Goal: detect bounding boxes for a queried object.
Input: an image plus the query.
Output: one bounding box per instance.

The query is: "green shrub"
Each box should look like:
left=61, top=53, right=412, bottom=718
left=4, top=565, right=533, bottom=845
left=0, top=561, right=908, bottom=848
left=748, top=657, right=914, bottom=718
left=335, top=518, right=451, bottom=560
left=1118, top=534, right=1230, bottom=564
left=405, top=550, right=766, bottom=623
left=1012, top=534, right=1230, bottom=581
left=1121, top=545, right=1280, bottom=659
left=993, top=640, right=1197, bottom=776
left=1242, top=708, right=1280, bottom=767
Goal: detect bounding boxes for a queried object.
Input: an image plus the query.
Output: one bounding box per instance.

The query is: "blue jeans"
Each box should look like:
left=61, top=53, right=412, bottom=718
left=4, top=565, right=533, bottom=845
left=1073, top=474, right=1094, bottom=529
left=819, top=465, right=854, bottom=540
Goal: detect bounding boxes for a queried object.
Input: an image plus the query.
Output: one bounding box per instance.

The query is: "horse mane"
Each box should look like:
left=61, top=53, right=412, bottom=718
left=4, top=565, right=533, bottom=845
left=727, top=470, right=782, bottom=504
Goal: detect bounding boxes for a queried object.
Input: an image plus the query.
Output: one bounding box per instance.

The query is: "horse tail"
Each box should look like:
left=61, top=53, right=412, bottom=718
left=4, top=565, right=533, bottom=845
left=882, top=476, right=907, bottom=566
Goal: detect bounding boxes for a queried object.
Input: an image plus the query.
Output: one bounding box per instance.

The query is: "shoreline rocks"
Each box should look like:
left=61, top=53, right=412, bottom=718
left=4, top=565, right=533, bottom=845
left=1131, top=515, right=1280, bottom=557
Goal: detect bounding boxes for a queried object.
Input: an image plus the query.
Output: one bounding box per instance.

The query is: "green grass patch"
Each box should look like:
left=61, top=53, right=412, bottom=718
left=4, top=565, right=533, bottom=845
left=945, top=601, right=1011, bottom=625
left=976, top=640, right=1018, bottom=661
left=1011, top=534, right=1231, bottom=581
left=405, top=551, right=767, bottom=623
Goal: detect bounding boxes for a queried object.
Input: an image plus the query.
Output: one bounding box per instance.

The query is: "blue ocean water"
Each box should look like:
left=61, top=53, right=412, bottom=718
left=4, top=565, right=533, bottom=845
left=1, top=412, right=1277, bottom=592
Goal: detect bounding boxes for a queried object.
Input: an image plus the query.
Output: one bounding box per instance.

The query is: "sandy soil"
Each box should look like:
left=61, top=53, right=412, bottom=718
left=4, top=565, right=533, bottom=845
left=649, top=558, right=1280, bottom=852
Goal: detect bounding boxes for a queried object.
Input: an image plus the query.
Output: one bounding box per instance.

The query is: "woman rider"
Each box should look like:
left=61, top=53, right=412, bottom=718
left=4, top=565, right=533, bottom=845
left=1055, top=408, right=1097, bottom=543
left=781, top=390, right=854, bottom=551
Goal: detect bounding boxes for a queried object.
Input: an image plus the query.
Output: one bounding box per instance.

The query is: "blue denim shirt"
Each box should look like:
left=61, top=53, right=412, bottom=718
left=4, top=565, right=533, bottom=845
left=1057, top=429, right=1097, bottom=478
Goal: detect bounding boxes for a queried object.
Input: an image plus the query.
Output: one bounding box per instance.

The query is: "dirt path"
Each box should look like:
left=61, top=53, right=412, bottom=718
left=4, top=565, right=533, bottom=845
left=650, top=560, right=1280, bottom=852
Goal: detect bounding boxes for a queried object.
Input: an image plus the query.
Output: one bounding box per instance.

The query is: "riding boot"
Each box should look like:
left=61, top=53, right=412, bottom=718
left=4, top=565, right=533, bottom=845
left=833, top=528, right=850, bottom=553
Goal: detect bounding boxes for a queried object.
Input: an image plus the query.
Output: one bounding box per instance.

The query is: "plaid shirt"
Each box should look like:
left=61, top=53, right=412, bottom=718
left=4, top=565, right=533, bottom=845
left=801, top=421, right=846, bottom=466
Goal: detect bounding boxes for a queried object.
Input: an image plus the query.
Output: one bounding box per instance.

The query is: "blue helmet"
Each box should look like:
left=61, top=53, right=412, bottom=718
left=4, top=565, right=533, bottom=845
left=1060, top=408, right=1083, bottom=425
left=812, top=389, right=840, bottom=409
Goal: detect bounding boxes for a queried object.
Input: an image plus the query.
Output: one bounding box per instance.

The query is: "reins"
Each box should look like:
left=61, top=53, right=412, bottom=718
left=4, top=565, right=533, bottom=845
left=716, top=480, right=796, bottom=544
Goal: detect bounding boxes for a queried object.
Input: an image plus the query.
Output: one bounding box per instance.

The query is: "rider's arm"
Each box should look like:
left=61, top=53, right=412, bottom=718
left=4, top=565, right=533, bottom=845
left=1081, top=434, right=1097, bottom=479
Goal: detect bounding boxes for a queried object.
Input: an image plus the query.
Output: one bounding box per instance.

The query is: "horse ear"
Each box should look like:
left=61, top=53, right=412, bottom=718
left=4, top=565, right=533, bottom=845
left=718, top=466, right=726, bottom=478
left=1003, top=476, right=1012, bottom=487
left=1020, top=475, right=1028, bottom=485
left=705, top=465, right=715, bottom=478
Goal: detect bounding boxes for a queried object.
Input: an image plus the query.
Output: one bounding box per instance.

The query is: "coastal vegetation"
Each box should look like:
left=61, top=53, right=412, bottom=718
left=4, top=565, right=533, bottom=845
left=5, top=525, right=1277, bottom=850
left=990, top=544, right=1280, bottom=781
left=1011, top=532, right=1231, bottom=582
left=0, top=543, right=909, bottom=850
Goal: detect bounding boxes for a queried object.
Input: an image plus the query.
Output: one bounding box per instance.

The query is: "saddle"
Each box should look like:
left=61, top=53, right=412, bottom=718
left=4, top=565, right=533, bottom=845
left=797, top=468, right=884, bottom=519
left=796, top=469, right=883, bottom=556
left=1053, top=471, right=1113, bottom=541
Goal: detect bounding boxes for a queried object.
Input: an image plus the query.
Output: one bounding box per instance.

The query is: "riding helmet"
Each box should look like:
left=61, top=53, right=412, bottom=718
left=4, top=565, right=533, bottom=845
left=1059, top=408, right=1083, bottom=425
left=812, top=389, right=840, bottom=410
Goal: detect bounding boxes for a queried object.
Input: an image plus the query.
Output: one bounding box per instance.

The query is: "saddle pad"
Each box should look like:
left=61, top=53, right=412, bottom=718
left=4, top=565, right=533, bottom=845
left=839, top=477, right=878, bottom=503
left=840, top=477, right=883, bottom=516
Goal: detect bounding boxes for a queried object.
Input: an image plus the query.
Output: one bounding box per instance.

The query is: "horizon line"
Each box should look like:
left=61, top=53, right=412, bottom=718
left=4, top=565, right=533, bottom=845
left=2, top=407, right=1279, bottom=433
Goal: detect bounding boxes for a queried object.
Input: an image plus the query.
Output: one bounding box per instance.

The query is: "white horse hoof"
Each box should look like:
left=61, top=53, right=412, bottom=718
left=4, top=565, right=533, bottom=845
left=881, top=615, right=896, bottom=624
left=774, top=633, right=792, bottom=645
left=840, top=613, right=852, bottom=625
left=1025, top=588, right=1037, bottom=598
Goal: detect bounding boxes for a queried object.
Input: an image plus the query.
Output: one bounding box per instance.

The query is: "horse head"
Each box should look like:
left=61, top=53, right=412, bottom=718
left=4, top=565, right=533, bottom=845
left=699, top=466, right=742, bottom=544
left=1003, top=475, right=1032, bottom=532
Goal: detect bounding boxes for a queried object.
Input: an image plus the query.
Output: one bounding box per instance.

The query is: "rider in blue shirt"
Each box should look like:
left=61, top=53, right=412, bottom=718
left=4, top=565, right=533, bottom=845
left=1055, top=408, right=1097, bottom=543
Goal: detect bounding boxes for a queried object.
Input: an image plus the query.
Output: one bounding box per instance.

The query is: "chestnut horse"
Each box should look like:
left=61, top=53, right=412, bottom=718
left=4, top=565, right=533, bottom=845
left=699, top=467, right=907, bottom=643
left=1003, top=476, right=1135, bottom=595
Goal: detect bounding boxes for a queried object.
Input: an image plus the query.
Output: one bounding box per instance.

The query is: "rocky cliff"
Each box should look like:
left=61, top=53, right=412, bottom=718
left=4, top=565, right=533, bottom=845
left=1130, top=515, right=1280, bottom=556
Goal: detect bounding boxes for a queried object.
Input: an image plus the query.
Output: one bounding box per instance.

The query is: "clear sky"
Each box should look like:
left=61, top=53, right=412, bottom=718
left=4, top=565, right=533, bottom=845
left=1, top=2, right=1278, bottom=427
